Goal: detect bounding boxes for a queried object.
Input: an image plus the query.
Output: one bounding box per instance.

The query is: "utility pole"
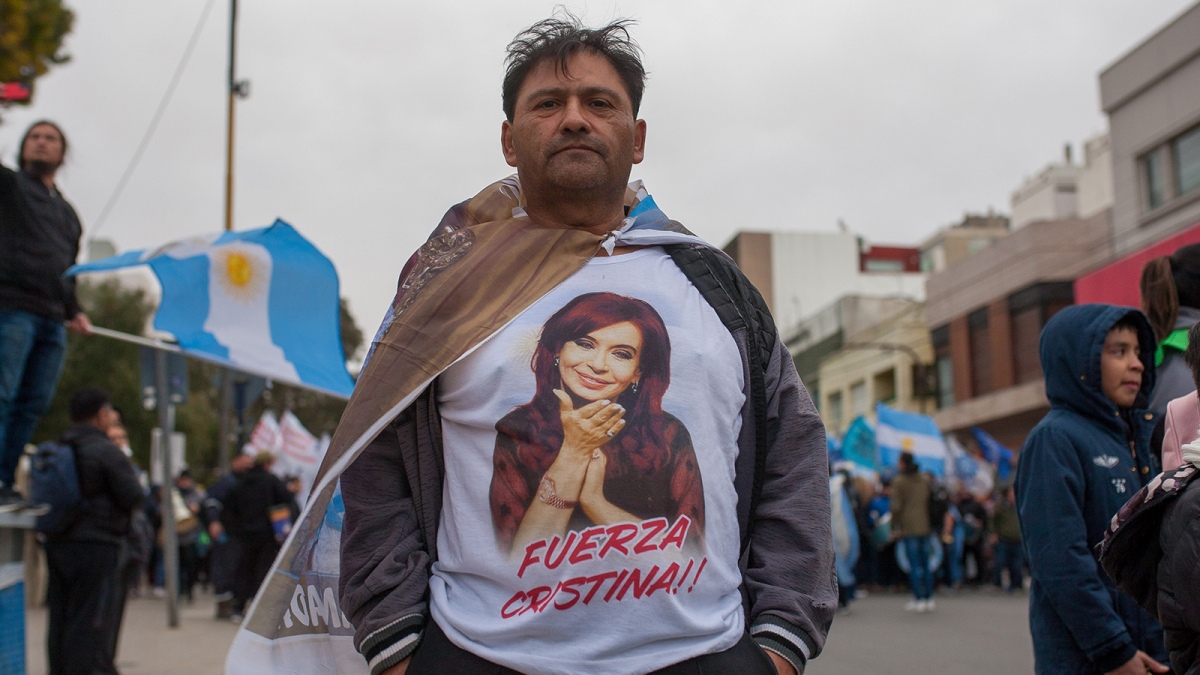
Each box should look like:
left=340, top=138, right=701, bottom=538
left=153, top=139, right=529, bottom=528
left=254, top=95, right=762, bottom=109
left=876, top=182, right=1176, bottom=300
left=218, top=0, right=248, bottom=471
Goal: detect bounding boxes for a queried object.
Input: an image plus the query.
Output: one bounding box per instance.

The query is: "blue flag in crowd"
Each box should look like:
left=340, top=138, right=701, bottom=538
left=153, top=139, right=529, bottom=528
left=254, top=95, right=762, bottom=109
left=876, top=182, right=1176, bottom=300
left=826, top=433, right=843, bottom=465
left=876, top=403, right=946, bottom=476
left=841, top=416, right=878, bottom=470
left=69, top=220, right=355, bottom=398
left=947, top=434, right=994, bottom=497
left=971, top=427, right=1014, bottom=481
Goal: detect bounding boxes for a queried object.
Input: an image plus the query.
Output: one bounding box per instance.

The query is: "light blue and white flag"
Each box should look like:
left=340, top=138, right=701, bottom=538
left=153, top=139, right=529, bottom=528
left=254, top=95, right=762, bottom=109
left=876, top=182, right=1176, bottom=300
left=875, top=402, right=946, bottom=476
left=68, top=220, right=355, bottom=398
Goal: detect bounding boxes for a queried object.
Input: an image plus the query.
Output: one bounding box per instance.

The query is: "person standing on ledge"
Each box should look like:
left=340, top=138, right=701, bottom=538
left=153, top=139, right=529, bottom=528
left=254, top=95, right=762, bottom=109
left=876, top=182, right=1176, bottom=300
left=0, top=120, right=92, bottom=503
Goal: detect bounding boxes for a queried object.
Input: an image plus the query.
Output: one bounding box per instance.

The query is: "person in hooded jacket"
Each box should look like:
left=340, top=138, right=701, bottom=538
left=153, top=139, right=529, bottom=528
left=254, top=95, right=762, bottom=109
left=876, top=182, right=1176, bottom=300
left=1015, top=304, right=1169, bottom=675
left=44, top=388, right=144, bottom=675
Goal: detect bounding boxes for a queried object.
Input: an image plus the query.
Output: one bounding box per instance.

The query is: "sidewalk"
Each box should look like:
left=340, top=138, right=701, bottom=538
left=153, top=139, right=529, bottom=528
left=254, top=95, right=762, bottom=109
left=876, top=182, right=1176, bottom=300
left=25, top=587, right=239, bottom=675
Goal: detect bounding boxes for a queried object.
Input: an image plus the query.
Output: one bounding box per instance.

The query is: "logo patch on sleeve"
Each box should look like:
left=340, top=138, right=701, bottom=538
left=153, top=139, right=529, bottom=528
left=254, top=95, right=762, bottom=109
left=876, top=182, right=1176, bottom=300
left=1093, top=455, right=1119, bottom=469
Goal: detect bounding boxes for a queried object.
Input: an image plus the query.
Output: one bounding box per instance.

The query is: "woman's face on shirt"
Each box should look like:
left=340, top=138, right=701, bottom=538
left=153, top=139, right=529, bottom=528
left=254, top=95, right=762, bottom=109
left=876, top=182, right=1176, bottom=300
left=558, top=321, right=643, bottom=402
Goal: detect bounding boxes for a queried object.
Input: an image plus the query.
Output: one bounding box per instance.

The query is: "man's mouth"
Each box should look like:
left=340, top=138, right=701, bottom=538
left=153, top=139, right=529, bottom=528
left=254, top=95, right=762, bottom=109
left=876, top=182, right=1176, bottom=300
left=552, top=142, right=602, bottom=156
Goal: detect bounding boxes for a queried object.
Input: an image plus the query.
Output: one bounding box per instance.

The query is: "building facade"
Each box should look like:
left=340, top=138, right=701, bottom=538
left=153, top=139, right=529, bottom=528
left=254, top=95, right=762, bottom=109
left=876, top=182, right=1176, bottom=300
left=817, top=300, right=934, bottom=435
left=919, top=213, right=1011, bottom=274
left=1102, top=2, right=1200, bottom=256
left=925, top=215, right=1112, bottom=449
left=723, top=230, right=925, bottom=337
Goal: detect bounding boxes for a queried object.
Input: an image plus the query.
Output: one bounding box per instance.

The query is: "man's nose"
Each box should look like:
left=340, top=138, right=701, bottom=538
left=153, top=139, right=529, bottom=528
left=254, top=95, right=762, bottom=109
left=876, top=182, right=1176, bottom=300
left=560, top=98, right=589, bottom=132
left=1131, top=355, right=1144, bottom=372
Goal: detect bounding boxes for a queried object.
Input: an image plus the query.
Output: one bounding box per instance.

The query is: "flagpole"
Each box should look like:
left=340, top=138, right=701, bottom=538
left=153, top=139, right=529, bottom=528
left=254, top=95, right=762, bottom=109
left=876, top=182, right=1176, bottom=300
left=86, top=326, right=350, bottom=400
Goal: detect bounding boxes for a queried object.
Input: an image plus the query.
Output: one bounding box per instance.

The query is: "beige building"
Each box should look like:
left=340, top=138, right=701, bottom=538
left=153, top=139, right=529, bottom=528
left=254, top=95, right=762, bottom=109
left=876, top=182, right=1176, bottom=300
left=919, top=213, right=1010, bottom=273
left=818, top=300, right=933, bottom=435
left=1101, top=1, right=1200, bottom=254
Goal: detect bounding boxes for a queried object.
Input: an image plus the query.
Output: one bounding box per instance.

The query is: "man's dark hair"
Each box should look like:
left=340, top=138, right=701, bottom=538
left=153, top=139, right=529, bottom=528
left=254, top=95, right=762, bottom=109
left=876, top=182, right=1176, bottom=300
left=502, top=13, right=646, bottom=121
left=69, top=388, right=111, bottom=423
left=18, top=119, right=68, bottom=171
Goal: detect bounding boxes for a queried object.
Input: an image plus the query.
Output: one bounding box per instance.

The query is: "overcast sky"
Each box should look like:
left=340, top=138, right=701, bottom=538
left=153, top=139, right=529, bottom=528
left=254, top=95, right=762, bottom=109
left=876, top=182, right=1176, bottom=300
left=1, top=1, right=1195, bottom=333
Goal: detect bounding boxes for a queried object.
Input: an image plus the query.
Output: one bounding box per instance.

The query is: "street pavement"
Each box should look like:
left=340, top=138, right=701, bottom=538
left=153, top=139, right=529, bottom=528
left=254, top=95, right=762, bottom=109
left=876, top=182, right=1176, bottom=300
left=808, top=587, right=1035, bottom=674
left=23, top=586, right=1034, bottom=674
left=24, top=586, right=238, bottom=675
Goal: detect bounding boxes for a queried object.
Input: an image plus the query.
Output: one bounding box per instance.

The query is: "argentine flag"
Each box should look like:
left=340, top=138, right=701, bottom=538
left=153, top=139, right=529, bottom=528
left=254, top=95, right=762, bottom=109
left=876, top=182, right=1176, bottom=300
left=875, top=403, right=946, bottom=476
left=68, top=220, right=355, bottom=398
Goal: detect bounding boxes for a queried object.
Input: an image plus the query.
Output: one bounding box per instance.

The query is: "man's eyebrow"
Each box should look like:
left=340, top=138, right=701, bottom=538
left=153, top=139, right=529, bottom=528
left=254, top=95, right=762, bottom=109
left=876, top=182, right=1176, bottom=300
left=522, top=85, right=625, bottom=103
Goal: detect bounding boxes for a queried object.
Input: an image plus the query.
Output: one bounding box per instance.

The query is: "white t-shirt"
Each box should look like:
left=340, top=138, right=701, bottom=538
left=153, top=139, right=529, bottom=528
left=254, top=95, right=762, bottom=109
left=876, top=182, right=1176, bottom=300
left=431, top=247, right=747, bottom=675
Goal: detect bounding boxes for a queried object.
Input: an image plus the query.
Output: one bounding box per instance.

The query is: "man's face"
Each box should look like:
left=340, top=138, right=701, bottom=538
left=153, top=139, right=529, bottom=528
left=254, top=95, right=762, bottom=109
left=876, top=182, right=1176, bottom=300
left=501, top=50, right=646, bottom=203
left=1100, top=326, right=1144, bottom=409
left=95, top=404, right=118, bottom=431
left=21, top=123, right=65, bottom=173
left=107, top=425, right=129, bottom=446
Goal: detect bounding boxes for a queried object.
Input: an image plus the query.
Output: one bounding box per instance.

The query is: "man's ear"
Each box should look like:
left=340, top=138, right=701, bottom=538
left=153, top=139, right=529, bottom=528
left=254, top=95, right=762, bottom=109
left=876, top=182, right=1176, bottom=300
left=632, top=119, right=647, bottom=165
left=501, top=120, right=518, bottom=168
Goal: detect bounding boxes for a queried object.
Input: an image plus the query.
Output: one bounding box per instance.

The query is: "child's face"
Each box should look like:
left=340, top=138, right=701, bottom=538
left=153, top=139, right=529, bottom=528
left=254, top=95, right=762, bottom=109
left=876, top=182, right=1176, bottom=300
left=1100, top=326, right=1144, bottom=408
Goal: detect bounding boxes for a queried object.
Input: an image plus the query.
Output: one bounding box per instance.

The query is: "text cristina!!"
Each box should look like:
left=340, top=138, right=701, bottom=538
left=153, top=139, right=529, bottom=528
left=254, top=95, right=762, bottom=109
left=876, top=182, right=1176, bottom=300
left=502, top=515, right=707, bottom=619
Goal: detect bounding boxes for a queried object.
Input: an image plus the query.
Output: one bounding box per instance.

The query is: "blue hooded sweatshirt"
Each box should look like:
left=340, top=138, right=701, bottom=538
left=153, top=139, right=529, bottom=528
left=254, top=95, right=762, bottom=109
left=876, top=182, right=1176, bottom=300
left=1015, top=304, right=1168, bottom=674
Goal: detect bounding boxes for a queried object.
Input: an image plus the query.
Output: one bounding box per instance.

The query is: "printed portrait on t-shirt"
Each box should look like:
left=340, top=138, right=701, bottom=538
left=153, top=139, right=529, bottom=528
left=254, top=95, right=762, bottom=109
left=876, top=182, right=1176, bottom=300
left=489, top=292, right=705, bottom=555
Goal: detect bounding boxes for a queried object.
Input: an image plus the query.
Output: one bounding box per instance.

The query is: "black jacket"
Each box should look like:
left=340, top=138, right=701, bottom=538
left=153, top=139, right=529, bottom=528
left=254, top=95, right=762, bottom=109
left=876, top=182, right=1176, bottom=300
left=0, top=164, right=82, bottom=321
left=1158, top=476, right=1200, bottom=674
left=225, top=466, right=292, bottom=537
left=55, top=424, right=144, bottom=546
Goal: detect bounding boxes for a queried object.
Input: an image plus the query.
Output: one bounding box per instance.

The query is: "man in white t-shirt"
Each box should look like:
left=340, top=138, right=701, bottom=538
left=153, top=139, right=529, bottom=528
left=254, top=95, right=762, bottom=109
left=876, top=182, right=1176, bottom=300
left=339, top=13, right=836, bottom=675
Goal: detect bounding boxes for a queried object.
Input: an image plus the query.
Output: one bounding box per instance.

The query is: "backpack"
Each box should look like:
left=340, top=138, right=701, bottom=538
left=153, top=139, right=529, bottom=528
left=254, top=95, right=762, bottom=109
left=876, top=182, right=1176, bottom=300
left=928, top=481, right=951, bottom=531
left=29, top=440, right=85, bottom=535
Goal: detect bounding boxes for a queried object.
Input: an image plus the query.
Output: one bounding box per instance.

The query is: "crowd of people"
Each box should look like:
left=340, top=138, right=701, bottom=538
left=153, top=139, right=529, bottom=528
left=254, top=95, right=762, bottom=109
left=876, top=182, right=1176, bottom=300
left=830, top=459, right=1026, bottom=614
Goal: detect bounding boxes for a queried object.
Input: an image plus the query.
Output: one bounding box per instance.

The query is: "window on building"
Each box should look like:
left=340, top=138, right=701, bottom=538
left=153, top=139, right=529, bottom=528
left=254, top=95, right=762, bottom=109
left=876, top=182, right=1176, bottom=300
left=1011, top=306, right=1042, bottom=383
left=1141, top=124, right=1200, bottom=213
left=1143, top=147, right=1166, bottom=210
left=826, top=391, right=843, bottom=430
left=873, top=368, right=896, bottom=405
left=968, top=308, right=992, bottom=397
left=936, top=357, right=954, bottom=409
left=850, top=380, right=868, bottom=417
left=1174, top=124, right=1200, bottom=198
left=932, top=325, right=953, bottom=409
left=864, top=259, right=904, bottom=272
left=1009, top=282, right=1075, bottom=384
left=967, top=238, right=993, bottom=255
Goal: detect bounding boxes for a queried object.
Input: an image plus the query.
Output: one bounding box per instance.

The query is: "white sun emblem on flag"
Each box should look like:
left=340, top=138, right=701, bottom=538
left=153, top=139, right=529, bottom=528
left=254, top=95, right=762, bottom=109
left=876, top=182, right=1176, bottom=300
left=216, top=247, right=266, bottom=302
left=508, top=327, right=541, bottom=367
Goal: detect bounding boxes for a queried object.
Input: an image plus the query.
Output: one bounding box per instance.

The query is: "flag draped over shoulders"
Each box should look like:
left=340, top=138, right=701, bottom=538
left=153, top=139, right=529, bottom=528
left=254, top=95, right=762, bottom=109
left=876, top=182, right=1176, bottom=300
left=226, top=176, right=709, bottom=673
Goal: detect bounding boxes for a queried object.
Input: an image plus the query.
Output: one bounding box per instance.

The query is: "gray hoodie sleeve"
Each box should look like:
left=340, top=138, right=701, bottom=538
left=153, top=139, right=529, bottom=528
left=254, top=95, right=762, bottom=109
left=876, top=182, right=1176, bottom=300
left=747, top=339, right=838, bottom=673
left=338, top=413, right=430, bottom=675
